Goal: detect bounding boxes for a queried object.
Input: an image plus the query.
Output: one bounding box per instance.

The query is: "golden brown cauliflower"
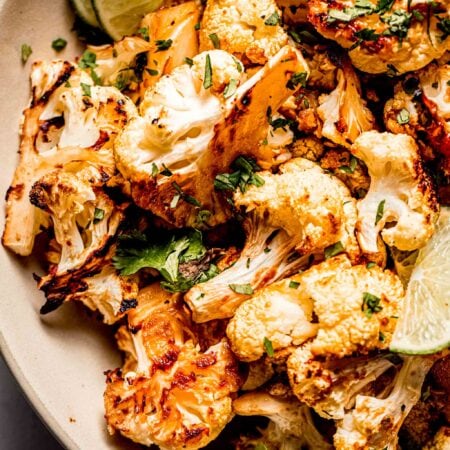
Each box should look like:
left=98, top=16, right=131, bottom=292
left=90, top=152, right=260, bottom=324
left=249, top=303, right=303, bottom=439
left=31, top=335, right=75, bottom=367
left=104, top=284, right=243, bottom=449
left=185, top=158, right=360, bottom=323
left=423, top=426, right=450, bottom=450
left=308, top=0, right=450, bottom=74
left=287, top=343, right=395, bottom=419
left=226, top=275, right=319, bottom=362
left=351, top=131, right=439, bottom=253
left=199, top=0, right=288, bottom=65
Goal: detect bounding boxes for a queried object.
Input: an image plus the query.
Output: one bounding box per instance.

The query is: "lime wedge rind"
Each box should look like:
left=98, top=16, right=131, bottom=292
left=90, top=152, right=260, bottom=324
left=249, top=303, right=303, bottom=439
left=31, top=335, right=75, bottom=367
left=390, top=209, right=450, bottom=355
left=70, top=0, right=100, bottom=27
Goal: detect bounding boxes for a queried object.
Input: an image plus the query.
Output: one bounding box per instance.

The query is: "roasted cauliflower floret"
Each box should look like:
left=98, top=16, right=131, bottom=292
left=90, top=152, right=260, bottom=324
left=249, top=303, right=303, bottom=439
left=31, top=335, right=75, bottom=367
left=104, top=284, right=243, bottom=449
left=199, top=0, right=288, bottom=65
left=115, top=46, right=309, bottom=227
left=39, top=261, right=138, bottom=324
left=287, top=343, right=395, bottom=420
left=139, top=2, right=200, bottom=94
left=318, top=58, right=376, bottom=148
left=351, top=131, right=439, bottom=253
left=185, top=157, right=359, bottom=323
left=308, top=0, right=450, bottom=74
left=2, top=60, right=136, bottom=256
left=423, top=426, right=450, bottom=450
left=234, top=391, right=332, bottom=449
left=226, top=276, right=319, bottom=362
left=333, top=356, right=436, bottom=450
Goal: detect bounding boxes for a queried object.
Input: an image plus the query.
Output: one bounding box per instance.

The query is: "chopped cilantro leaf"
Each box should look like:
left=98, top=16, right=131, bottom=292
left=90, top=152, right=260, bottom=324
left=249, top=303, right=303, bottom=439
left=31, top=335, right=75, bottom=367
left=229, top=283, right=254, bottom=295
left=286, top=71, right=308, bottom=90
left=21, top=44, right=32, bottom=63
left=137, top=27, right=149, bottom=41
left=223, top=78, right=238, bottom=99
left=184, top=56, right=194, bottom=66
left=146, top=68, right=158, bottom=76
left=203, top=54, right=213, bottom=89
left=375, top=199, right=385, bottom=225
left=382, top=10, right=412, bottom=40
left=263, top=337, right=275, bottom=357
left=397, top=108, right=410, bottom=124
left=80, top=82, right=92, bottom=97
left=264, top=12, right=281, bottom=26
left=366, top=261, right=377, bottom=269
left=324, top=241, right=344, bottom=259
left=209, top=33, right=220, bottom=49
left=93, top=208, right=104, bottom=223
left=79, top=50, right=97, bottom=69
left=160, top=164, right=172, bottom=176
left=362, top=292, right=383, bottom=318
left=52, top=38, right=67, bottom=52
left=172, top=182, right=202, bottom=207
left=289, top=280, right=300, bottom=289
left=155, top=39, right=173, bottom=52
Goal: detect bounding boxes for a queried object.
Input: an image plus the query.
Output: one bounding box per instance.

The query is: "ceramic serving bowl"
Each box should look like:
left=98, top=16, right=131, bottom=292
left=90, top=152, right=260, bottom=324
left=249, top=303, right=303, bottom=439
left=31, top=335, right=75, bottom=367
left=0, top=1, right=139, bottom=448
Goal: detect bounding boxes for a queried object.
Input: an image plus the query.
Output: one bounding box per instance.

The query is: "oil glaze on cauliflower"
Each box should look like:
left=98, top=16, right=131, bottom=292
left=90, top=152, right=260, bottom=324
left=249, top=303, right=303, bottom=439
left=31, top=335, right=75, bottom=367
left=199, top=0, right=288, bottom=65
left=351, top=131, right=439, bottom=253
left=185, top=158, right=359, bottom=323
left=308, top=0, right=450, bottom=74
left=104, top=284, right=243, bottom=449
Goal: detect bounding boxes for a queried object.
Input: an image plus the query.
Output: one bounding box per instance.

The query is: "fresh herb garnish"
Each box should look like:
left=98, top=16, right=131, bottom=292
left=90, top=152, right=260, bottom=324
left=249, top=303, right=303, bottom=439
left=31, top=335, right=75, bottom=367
left=324, top=241, right=344, bottom=259
left=151, top=162, right=158, bottom=177
left=263, top=337, right=275, bottom=356
left=396, top=108, right=410, bottom=124
left=382, top=10, right=412, bottom=40
left=113, top=229, right=218, bottom=292
left=229, top=283, right=254, bottom=295
left=289, top=280, right=300, bottom=289
left=375, top=199, right=385, bottom=225
left=339, top=156, right=358, bottom=173
left=146, top=68, right=158, bottom=76
left=437, top=18, right=450, bottom=41
left=209, top=33, right=220, bottom=49
left=79, top=50, right=97, bottom=69
left=366, top=261, right=377, bottom=269
left=137, top=27, right=149, bottom=41
left=21, top=44, right=32, bottom=63
left=362, top=292, right=383, bottom=318
left=90, top=69, right=102, bottom=85
left=160, top=164, right=173, bottom=176
left=286, top=71, right=308, bottom=90
left=80, top=82, right=92, bottom=97
left=184, top=56, right=194, bottom=66
left=264, top=12, right=281, bottom=26
left=93, top=208, right=105, bottom=223
left=223, top=79, right=238, bottom=99
left=214, top=156, right=265, bottom=193
left=52, top=38, right=67, bottom=52
left=349, top=28, right=380, bottom=50
left=203, top=54, right=212, bottom=89
left=155, top=39, right=173, bottom=52
left=172, top=182, right=202, bottom=207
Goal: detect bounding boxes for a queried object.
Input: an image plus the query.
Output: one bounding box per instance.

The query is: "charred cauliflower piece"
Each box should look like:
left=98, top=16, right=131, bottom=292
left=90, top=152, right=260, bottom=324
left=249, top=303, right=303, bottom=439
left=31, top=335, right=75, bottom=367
left=104, top=284, right=243, bottom=449
left=185, top=158, right=360, bottom=323
left=423, top=426, right=450, bottom=450
left=199, top=0, right=288, bottom=65
left=308, top=0, right=450, bottom=74
left=226, top=276, right=319, bottom=362
left=115, top=46, right=309, bottom=227
left=234, top=391, right=332, bottom=449
left=351, top=131, right=439, bottom=253
left=287, top=343, right=395, bottom=420
left=231, top=254, right=403, bottom=365
left=2, top=60, right=136, bottom=256
left=333, top=356, right=436, bottom=450
left=318, top=58, right=376, bottom=148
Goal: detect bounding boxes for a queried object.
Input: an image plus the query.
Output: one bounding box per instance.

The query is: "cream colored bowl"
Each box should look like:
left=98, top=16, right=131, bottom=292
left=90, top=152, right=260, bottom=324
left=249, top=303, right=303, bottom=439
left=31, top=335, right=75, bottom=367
left=0, top=1, right=139, bottom=448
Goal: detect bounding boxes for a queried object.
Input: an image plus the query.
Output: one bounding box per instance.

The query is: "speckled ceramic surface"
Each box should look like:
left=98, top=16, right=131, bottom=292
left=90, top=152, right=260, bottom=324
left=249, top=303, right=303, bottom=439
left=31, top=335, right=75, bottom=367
left=0, top=1, right=138, bottom=448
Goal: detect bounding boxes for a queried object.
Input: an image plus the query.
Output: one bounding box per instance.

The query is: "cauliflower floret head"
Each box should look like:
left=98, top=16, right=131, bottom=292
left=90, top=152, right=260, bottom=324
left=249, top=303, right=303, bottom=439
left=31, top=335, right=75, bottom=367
left=226, top=275, right=319, bottom=362
left=199, top=0, right=288, bottom=65
left=104, top=284, right=243, bottom=449
left=351, top=131, right=439, bottom=253
left=185, top=157, right=360, bottom=323
left=423, top=426, right=450, bottom=450
left=308, top=0, right=450, bottom=74
left=2, top=60, right=137, bottom=256
left=115, top=46, right=309, bottom=228
left=318, top=58, right=376, bottom=148
left=333, top=356, right=436, bottom=450
left=287, top=343, right=395, bottom=420
left=30, top=164, right=123, bottom=277
left=234, top=391, right=332, bottom=449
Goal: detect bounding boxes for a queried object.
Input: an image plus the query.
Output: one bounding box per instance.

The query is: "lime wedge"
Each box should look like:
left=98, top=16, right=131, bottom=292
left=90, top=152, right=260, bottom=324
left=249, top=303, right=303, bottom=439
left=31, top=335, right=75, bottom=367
left=70, top=0, right=100, bottom=27
left=390, top=208, right=450, bottom=354
left=92, top=0, right=164, bottom=41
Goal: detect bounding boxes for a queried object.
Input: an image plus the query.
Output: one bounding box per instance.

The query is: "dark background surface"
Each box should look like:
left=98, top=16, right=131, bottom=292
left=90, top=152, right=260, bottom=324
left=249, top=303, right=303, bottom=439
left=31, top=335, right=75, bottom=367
left=0, top=356, right=64, bottom=450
